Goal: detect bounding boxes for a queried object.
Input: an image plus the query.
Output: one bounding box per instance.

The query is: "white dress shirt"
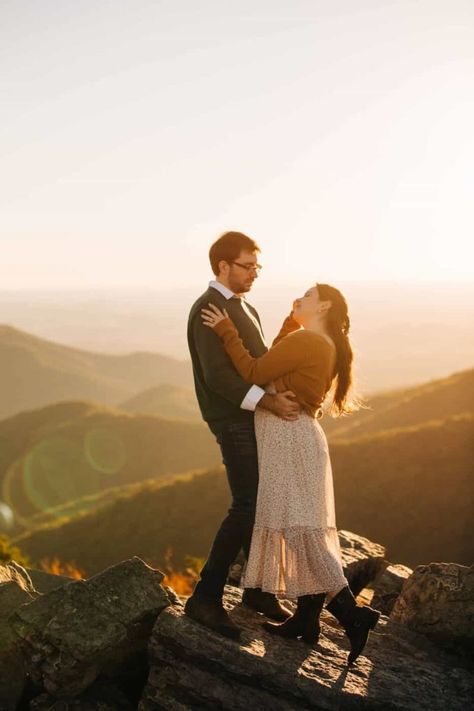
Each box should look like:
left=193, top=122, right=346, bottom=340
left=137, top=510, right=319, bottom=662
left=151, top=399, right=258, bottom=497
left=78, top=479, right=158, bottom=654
left=208, top=280, right=265, bottom=411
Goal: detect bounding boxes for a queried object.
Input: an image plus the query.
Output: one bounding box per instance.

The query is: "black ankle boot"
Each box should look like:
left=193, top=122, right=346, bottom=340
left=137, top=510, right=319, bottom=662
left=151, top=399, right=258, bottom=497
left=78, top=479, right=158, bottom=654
left=326, top=586, right=380, bottom=664
left=263, top=593, right=326, bottom=645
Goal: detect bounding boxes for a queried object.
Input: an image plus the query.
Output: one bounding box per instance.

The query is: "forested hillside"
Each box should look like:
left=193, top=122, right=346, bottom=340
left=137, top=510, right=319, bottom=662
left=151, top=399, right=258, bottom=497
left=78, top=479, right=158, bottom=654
left=12, top=413, right=473, bottom=574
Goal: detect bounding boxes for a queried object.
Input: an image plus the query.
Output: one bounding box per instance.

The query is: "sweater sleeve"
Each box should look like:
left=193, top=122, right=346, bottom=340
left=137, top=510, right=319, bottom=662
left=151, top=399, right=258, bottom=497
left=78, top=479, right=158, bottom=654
left=213, top=318, right=310, bottom=385
left=272, top=312, right=301, bottom=346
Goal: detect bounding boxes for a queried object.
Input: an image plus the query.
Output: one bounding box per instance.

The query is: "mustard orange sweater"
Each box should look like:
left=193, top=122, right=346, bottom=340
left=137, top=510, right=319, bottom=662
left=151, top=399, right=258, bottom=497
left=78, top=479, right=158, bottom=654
left=214, top=313, right=336, bottom=417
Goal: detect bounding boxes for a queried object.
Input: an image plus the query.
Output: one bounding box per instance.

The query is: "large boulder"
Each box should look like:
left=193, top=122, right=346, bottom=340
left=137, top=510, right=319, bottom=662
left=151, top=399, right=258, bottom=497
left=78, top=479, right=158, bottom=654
left=9, top=556, right=170, bottom=698
left=371, top=563, right=413, bottom=615
left=0, top=562, right=39, bottom=711
left=140, top=584, right=474, bottom=710
left=25, top=566, right=74, bottom=593
left=338, top=529, right=386, bottom=594
left=390, top=562, right=474, bottom=657
left=30, top=678, right=136, bottom=710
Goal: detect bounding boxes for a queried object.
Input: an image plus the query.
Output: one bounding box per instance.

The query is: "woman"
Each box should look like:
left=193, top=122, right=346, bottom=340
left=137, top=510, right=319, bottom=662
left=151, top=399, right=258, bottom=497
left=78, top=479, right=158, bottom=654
left=201, top=282, right=380, bottom=665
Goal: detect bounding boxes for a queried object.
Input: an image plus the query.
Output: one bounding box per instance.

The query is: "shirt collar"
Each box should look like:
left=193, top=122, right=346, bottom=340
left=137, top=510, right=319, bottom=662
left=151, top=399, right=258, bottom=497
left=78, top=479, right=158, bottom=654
left=209, top=280, right=242, bottom=301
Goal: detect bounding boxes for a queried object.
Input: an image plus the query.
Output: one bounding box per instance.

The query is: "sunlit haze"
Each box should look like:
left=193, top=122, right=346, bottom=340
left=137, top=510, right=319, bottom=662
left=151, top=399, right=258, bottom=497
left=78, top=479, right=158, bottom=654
left=0, top=1, right=473, bottom=614
left=2, top=1, right=473, bottom=288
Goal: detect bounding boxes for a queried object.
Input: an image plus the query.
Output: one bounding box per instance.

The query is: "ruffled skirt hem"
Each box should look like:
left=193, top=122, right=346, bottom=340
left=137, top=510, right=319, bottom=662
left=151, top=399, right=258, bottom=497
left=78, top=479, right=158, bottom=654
left=241, top=524, right=348, bottom=599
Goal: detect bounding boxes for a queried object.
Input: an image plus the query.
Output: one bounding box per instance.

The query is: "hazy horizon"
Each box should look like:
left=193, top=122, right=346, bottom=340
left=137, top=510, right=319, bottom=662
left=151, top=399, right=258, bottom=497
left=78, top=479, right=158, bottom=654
left=1, top=276, right=473, bottom=293
left=1, top=281, right=473, bottom=394
left=2, top=2, right=473, bottom=391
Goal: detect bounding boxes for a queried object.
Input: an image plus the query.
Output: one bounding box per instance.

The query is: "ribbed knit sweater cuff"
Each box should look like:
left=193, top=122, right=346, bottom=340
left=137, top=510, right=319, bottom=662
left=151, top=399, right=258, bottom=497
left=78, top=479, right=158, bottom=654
left=213, top=318, right=237, bottom=339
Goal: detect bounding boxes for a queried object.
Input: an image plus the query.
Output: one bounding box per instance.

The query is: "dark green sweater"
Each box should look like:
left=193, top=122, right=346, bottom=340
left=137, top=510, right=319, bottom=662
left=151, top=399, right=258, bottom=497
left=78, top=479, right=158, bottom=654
left=187, top=286, right=268, bottom=434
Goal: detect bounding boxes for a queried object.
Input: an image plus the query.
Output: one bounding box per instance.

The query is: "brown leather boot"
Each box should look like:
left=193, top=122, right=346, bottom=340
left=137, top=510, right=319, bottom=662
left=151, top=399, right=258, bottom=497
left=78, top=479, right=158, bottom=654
left=242, top=588, right=291, bottom=621
left=184, top=595, right=241, bottom=641
left=263, top=593, right=326, bottom=644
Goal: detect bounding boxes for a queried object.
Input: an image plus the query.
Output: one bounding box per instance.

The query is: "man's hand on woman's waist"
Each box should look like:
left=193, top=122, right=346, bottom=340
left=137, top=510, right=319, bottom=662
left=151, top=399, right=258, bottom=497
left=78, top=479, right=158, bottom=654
left=258, top=391, right=301, bottom=421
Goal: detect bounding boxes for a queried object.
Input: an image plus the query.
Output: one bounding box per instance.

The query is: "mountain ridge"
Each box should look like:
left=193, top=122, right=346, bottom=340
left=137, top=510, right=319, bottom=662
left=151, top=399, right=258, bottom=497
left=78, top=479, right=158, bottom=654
left=0, top=401, right=219, bottom=533
left=322, top=367, right=473, bottom=439
left=11, top=413, right=473, bottom=573
left=0, top=323, right=193, bottom=419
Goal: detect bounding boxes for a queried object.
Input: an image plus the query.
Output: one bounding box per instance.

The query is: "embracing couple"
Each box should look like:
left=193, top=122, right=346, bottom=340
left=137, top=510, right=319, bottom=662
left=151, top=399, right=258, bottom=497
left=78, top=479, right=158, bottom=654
left=185, top=231, right=380, bottom=665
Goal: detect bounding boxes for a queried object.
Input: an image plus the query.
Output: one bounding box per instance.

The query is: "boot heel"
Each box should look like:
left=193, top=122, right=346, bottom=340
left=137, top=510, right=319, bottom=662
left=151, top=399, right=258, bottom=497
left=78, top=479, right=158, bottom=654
left=356, top=607, right=380, bottom=630
left=301, top=629, right=320, bottom=645
left=368, top=609, right=380, bottom=629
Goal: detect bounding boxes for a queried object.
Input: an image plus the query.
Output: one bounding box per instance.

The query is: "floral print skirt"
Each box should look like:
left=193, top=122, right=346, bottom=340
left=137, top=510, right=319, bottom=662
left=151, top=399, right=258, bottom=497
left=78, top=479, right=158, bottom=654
left=241, top=408, right=348, bottom=599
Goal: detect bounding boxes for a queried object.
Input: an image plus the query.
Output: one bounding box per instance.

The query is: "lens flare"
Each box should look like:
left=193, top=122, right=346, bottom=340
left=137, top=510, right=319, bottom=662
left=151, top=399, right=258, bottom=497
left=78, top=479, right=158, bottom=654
left=2, top=461, right=31, bottom=529
left=23, top=436, right=87, bottom=514
left=0, top=501, right=15, bottom=531
left=1, top=429, right=126, bottom=528
left=84, top=427, right=126, bottom=475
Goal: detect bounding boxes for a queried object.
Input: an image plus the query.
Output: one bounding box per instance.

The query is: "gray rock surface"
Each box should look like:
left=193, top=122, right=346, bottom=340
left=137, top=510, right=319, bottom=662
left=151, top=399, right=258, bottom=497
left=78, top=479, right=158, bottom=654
left=0, top=563, right=39, bottom=711
left=25, top=566, right=75, bottom=593
left=30, top=678, right=136, bottom=710
left=338, top=529, right=386, bottom=594
left=3, top=550, right=471, bottom=709
left=391, top=562, right=474, bottom=657
left=372, top=563, right=413, bottom=615
left=140, top=584, right=474, bottom=710
left=9, top=556, right=170, bottom=698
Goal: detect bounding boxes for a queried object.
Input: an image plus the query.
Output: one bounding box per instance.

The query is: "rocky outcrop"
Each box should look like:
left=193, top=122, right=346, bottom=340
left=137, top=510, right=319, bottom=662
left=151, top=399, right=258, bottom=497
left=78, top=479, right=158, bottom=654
left=390, top=562, right=474, bottom=657
left=371, top=563, right=413, bottom=615
left=8, top=557, right=170, bottom=701
left=24, top=567, right=74, bottom=593
left=2, top=543, right=473, bottom=710
left=0, top=562, right=39, bottom=711
left=30, top=678, right=136, bottom=710
left=140, top=584, right=474, bottom=710
left=338, top=529, right=386, bottom=594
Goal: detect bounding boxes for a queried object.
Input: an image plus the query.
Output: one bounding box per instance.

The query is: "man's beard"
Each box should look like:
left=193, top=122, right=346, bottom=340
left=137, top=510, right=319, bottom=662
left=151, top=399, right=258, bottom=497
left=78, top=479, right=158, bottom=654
left=230, top=279, right=253, bottom=294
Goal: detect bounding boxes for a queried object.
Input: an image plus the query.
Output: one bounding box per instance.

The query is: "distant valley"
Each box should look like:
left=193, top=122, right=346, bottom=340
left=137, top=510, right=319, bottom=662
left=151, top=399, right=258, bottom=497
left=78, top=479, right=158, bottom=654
left=0, top=400, right=219, bottom=533
left=11, top=413, right=473, bottom=575
left=0, top=309, right=472, bottom=576
left=3, top=366, right=473, bottom=571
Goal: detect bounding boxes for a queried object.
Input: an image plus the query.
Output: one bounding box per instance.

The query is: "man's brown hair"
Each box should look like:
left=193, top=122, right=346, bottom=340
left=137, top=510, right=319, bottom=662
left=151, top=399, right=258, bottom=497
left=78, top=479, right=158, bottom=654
left=209, top=231, right=260, bottom=276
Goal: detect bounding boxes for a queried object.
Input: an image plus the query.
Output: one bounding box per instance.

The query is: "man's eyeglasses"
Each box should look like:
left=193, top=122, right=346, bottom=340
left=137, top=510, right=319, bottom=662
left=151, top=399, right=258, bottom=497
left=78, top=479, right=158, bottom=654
left=231, top=261, right=263, bottom=274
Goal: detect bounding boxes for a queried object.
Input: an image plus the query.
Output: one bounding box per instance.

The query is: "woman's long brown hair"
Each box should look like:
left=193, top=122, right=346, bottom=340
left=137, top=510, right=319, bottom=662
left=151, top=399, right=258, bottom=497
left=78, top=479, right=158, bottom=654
left=316, top=283, right=358, bottom=416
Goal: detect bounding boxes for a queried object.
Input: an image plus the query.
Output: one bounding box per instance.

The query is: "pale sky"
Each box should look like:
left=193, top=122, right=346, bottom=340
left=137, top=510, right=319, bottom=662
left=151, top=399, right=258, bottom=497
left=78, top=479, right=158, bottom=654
left=1, top=0, right=473, bottom=288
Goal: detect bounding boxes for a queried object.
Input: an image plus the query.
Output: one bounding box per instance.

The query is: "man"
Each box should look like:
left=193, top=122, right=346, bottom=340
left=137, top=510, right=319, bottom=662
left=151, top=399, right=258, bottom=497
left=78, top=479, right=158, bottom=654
left=185, top=231, right=301, bottom=640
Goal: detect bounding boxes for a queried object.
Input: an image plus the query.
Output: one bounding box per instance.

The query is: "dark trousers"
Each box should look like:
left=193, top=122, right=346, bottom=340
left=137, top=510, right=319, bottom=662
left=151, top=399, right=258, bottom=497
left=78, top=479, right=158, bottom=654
left=193, top=421, right=259, bottom=601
